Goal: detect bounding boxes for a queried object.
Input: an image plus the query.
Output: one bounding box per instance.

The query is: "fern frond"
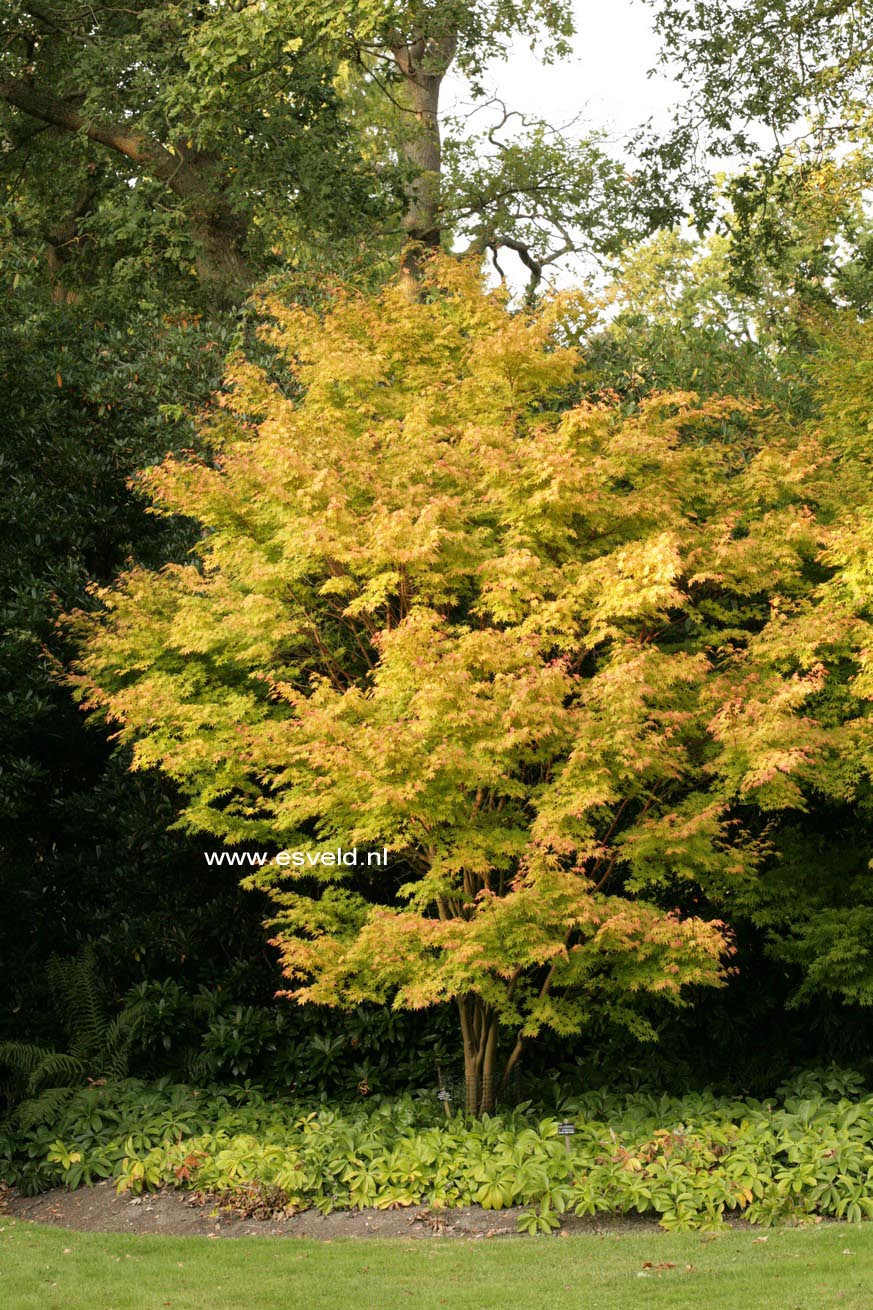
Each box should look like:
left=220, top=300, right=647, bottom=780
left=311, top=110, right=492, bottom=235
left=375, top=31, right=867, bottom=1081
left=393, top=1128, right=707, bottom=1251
left=0, top=1041, right=51, bottom=1075
left=13, top=1086, right=78, bottom=1132
left=102, top=1016, right=135, bottom=1081
left=46, top=948, right=108, bottom=1062
left=26, top=1052, right=87, bottom=1095
left=0, top=1041, right=54, bottom=1104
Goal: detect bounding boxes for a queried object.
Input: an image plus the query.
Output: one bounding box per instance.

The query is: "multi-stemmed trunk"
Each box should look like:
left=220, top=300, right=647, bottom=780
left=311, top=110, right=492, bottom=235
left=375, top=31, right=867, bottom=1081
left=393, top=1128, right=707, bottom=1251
left=457, top=994, right=534, bottom=1115
left=458, top=994, right=500, bottom=1115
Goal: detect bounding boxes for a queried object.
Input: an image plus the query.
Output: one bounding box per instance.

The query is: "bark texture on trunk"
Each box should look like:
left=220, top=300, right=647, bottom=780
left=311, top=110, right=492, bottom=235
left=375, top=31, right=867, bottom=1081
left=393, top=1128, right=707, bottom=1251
left=390, top=32, right=457, bottom=293
left=172, top=144, right=251, bottom=298
left=458, top=994, right=499, bottom=1116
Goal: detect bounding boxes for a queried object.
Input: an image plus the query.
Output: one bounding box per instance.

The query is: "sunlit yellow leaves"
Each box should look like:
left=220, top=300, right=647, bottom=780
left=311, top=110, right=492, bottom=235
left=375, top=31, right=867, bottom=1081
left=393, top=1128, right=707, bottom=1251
left=68, top=253, right=873, bottom=1048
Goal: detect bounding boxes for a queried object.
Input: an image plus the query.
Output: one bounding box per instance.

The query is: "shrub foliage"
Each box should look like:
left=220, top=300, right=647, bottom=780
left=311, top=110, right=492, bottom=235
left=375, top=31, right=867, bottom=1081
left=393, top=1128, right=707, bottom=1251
left=4, top=1073, right=873, bottom=1232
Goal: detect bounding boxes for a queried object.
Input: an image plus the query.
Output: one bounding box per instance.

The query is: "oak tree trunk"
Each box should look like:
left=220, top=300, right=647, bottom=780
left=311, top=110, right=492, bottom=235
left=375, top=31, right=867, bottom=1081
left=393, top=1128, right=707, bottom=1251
left=189, top=198, right=251, bottom=300
left=173, top=144, right=252, bottom=301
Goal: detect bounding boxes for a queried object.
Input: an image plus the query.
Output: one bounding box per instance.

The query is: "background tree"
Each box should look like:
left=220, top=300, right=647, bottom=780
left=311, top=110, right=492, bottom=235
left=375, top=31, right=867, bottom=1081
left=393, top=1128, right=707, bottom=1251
left=326, top=0, right=646, bottom=292
left=341, top=0, right=572, bottom=280
left=647, top=0, right=873, bottom=167
left=642, top=0, right=873, bottom=284
left=579, top=215, right=873, bottom=1071
left=442, top=104, right=642, bottom=295
left=0, top=279, right=279, bottom=1040
left=0, top=1, right=387, bottom=300
left=710, top=308, right=873, bottom=1011
left=1, top=0, right=650, bottom=303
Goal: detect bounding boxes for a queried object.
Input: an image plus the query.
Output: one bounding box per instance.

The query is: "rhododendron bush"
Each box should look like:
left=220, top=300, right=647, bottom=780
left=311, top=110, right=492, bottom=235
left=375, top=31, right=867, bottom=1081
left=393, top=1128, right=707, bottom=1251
left=70, top=259, right=869, bottom=1113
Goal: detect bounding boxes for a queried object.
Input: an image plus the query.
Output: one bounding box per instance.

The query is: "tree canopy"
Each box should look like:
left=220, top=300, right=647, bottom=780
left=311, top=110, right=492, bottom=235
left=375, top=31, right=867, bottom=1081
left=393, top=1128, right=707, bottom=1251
left=0, top=1, right=392, bottom=298
left=69, top=255, right=873, bottom=1109
left=643, top=0, right=873, bottom=245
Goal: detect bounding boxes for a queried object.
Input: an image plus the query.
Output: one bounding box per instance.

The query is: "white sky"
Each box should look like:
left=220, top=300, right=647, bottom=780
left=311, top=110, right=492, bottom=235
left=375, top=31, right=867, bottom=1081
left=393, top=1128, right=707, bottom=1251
left=446, top=0, right=680, bottom=145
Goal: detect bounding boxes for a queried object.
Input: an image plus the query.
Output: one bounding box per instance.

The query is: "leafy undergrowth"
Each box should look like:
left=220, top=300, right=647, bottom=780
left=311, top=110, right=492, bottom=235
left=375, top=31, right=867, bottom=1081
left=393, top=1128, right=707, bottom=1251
left=3, top=1070, right=873, bottom=1233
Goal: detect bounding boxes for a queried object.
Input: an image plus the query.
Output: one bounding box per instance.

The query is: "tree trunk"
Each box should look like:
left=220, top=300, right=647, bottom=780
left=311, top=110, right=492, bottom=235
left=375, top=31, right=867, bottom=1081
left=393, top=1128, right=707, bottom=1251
left=390, top=32, right=457, bottom=294
left=169, top=144, right=251, bottom=301
left=188, top=193, right=251, bottom=300
left=458, top=994, right=499, bottom=1115
left=44, top=182, right=99, bottom=302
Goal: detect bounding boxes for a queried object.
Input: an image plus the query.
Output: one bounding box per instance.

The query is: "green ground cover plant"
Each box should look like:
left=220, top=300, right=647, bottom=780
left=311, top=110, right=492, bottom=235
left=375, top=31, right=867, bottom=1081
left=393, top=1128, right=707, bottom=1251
left=2, top=1219, right=873, bottom=1310
left=4, top=1071, right=873, bottom=1233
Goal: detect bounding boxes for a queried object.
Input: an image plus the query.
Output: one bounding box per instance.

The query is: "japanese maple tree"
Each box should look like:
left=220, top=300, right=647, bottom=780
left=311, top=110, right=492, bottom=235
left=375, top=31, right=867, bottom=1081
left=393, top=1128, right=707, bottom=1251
left=70, top=258, right=841, bottom=1112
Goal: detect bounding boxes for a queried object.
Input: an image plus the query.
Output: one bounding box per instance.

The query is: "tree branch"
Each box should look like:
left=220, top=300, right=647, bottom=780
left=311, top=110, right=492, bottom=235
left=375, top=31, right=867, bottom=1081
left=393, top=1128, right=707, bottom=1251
left=0, top=78, right=190, bottom=197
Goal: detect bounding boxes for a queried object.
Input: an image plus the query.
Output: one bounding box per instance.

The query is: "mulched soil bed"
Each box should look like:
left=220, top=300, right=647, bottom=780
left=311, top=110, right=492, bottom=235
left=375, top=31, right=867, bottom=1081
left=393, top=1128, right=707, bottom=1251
left=6, top=1182, right=666, bottom=1240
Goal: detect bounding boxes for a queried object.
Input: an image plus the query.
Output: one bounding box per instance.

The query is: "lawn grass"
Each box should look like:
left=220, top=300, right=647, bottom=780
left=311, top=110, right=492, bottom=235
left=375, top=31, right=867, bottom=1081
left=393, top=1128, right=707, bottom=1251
left=1, top=1218, right=871, bottom=1310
